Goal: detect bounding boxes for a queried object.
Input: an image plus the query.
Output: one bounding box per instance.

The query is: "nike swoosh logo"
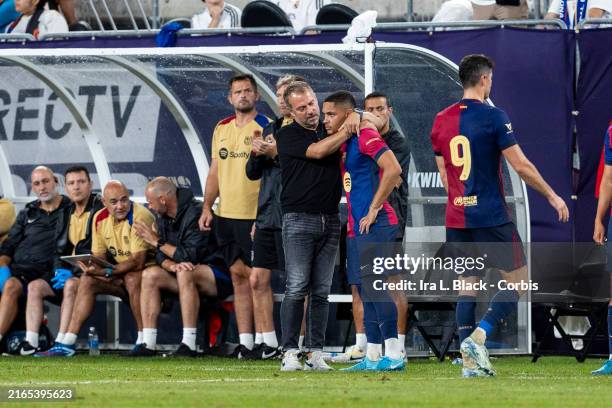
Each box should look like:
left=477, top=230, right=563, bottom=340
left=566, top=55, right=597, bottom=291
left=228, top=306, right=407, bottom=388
left=27, top=219, right=35, bottom=224
left=304, top=361, right=314, bottom=368
left=20, top=348, right=35, bottom=356
left=262, top=350, right=277, bottom=359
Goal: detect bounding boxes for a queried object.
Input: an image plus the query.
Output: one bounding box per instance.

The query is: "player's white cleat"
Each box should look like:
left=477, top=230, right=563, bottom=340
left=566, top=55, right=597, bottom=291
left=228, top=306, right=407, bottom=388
left=281, top=350, right=303, bottom=371
left=304, top=351, right=334, bottom=371
left=330, top=344, right=366, bottom=363
left=460, top=337, right=495, bottom=377
left=462, top=367, right=492, bottom=377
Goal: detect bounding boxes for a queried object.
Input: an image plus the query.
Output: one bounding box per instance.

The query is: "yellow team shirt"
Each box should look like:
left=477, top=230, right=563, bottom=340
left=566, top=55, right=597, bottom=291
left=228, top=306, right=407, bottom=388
left=68, top=210, right=91, bottom=253
left=0, top=198, right=16, bottom=244
left=211, top=113, right=270, bottom=220
left=91, top=202, right=155, bottom=264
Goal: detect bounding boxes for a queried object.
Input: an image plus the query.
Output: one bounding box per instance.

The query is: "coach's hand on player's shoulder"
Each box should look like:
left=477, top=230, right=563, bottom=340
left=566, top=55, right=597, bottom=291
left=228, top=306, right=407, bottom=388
left=593, top=219, right=606, bottom=245
left=133, top=220, right=158, bottom=247
left=199, top=207, right=213, bottom=231
left=359, top=205, right=381, bottom=234
left=548, top=194, right=570, bottom=223
left=343, top=112, right=361, bottom=135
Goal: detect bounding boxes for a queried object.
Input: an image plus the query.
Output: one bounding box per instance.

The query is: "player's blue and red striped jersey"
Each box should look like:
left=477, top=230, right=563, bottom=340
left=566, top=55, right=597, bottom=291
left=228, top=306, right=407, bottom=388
left=342, top=127, right=398, bottom=238
left=605, top=122, right=612, bottom=165
left=594, top=120, right=612, bottom=213
left=430, top=99, right=517, bottom=229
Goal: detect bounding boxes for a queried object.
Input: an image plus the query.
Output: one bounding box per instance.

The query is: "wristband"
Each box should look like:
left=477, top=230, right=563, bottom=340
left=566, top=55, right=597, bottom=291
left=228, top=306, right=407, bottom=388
left=353, top=108, right=364, bottom=121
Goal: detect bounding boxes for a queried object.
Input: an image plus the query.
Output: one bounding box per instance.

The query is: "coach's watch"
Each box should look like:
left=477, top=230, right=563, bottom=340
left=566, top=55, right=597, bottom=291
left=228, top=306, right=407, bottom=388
left=353, top=108, right=364, bottom=120
left=104, top=268, right=113, bottom=278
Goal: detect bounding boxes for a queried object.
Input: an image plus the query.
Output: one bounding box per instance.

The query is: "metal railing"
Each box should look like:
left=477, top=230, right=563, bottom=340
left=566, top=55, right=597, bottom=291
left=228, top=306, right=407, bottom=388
left=87, top=0, right=153, bottom=31
left=37, top=26, right=297, bottom=42
left=9, top=17, right=612, bottom=43
left=300, top=18, right=567, bottom=34
left=0, top=33, right=36, bottom=42
left=577, top=18, right=612, bottom=29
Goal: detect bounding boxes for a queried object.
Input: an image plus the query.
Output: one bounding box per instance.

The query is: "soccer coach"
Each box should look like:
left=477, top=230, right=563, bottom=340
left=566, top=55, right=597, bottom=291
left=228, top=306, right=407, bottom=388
left=276, top=82, right=380, bottom=371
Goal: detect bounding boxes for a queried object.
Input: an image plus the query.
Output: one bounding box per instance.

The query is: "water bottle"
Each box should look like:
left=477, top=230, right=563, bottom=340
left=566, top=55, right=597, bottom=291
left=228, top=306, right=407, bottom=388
left=88, top=327, right=100, bottom=356
left=412, top=328, right=427, bottom=352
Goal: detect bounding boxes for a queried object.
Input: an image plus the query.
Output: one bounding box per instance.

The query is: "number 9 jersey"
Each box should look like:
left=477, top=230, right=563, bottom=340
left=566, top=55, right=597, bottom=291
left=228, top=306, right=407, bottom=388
left=430, top=99, right=518, bottom=229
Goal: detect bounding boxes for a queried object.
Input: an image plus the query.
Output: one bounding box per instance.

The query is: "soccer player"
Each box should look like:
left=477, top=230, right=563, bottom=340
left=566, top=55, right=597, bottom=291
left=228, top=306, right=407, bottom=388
left=0, top=166, right=69, bottom=350
left=130, top=177, right=234, bottom=357
left=37, top=181, right=155, bottom=357
left=276, top=82, right=383, bottom=371
left=21, top=166, right=103, bottom=355
left=320, top=91, right=404, bottom=371
left=244, top=74, right=305, bottom=359
left=430, top=54, right=569, bottom=377
left=336, top=92, right=411, bottom=363
left=199, top=74, right=270, bottom=357
left=591, top=119, right=612, bottom=376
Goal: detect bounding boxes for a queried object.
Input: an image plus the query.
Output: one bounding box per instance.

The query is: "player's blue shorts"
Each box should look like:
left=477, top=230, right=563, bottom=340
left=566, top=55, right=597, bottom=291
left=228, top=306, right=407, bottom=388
left=347, top=224, right=399, bottom=285
left=445, top=222, right=526, bottom=277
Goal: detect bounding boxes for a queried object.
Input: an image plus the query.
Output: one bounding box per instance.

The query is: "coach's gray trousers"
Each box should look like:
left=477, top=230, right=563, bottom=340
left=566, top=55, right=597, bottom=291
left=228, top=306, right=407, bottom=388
left=280, top=212, right=340, bottom=352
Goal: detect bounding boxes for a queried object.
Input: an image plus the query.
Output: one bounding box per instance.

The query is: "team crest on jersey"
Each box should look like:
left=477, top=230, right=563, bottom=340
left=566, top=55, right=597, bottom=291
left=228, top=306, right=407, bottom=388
left=124, top=235, right=130, bottom=245
left=244, top=136, right=252, bottom=146
left=344, top=172, right=352, bottom=193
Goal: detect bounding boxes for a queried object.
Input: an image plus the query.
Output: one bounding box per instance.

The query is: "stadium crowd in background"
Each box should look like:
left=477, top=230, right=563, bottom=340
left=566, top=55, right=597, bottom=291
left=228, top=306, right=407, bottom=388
left=191, top=0, right=241, bottom=29
left=1, top=0, right=612, bottom=38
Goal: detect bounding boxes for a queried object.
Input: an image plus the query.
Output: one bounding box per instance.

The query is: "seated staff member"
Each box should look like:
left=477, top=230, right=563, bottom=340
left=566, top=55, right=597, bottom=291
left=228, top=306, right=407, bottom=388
left=0, top=166, right=69, bottom=350
left=21, top=166, right=103, bottom=355
left=131, top=177, right=234, bottom=357
left=36, top=180, right=155, bottom=357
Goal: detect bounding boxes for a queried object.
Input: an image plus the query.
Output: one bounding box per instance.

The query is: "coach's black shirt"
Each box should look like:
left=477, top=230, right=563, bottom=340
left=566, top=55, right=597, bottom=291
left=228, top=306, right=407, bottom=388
left=277, top=121, right=341, bottom=215
left=0, top=196, right=70, bottom=282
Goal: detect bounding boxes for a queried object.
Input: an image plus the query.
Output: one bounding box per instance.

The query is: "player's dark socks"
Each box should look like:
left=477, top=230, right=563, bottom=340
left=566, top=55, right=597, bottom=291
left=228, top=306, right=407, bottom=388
left=363, top=299, right=383, bottom=344
left=457, top=295, right=476, bottom=342
left=376, top=302, right=399, bottom=340
left=478, top=289, right=519, bottom=337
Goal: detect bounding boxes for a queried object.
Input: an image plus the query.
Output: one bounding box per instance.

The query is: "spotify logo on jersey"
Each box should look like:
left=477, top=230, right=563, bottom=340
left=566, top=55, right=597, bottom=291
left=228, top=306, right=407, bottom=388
left=219, top=148, right=229, bottom=159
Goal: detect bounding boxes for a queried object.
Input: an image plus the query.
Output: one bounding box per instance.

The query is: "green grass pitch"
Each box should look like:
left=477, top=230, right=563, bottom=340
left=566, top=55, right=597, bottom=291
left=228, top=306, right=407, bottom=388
left=0, top=355, right=609, bottom=407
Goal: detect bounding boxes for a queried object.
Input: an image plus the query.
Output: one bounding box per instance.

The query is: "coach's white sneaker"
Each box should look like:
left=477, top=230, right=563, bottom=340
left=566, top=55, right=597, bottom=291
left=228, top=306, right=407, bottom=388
left=281, top=350, right=303, bottom=371
left=304, top=351, right=333, bottom=371
left=330, top=344, right=365, bottom=363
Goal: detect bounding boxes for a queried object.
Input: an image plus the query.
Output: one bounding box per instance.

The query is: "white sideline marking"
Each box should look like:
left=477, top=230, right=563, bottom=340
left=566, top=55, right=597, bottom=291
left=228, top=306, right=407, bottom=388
left=0, top=378, right=285, bottom=386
